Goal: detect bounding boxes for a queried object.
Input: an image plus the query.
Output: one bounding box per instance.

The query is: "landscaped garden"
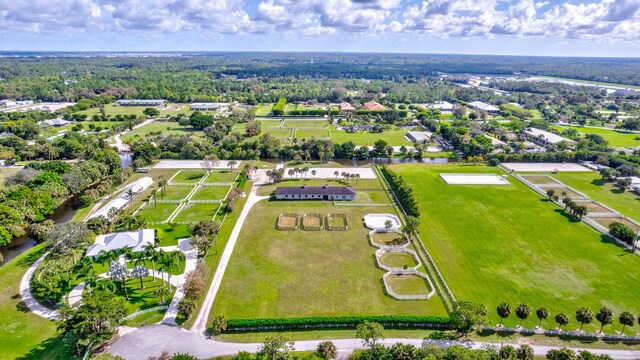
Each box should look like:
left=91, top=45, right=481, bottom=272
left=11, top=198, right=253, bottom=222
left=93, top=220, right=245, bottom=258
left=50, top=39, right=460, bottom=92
left=390, top=163, right=640, bottom=332
left=213, top=179, right=447, bottom=320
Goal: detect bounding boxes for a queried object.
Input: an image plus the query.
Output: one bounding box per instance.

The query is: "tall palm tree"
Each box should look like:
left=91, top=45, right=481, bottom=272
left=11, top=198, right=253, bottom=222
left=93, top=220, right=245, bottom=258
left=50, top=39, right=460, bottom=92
left=536, top=307, right=549, bottom=329
left=334, top=171, right=339, bottom=179
left=618, top=311, right=635, bottom=334
left=311, top=170, right=316, bottom=178
left=162, top=253, right=179, bottom=286
left=155, top=285, right=171, bottom=305
left=576, top=307, right=594, bottom=332
left=158, top=179, right=168, bottom=198
left=144, top=242, right=160, bottom=281
left=150, top=189, right=158, bottom=208
left=515, top=304, right=530, bottom=328
left=497, top=302, right=511, bottom=327
left=131, top=265, right=150, bottom=290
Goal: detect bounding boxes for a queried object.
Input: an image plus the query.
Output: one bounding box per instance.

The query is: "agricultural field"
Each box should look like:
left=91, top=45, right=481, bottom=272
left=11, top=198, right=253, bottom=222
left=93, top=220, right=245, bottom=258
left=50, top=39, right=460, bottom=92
left=551, top=172, right=640, bottom=221
left=391, top=164, right=640, bottom=333
left=121, top=121, right=205, bottom=142
left=214, top=177, right=448, bottom=319
left=329, top=126, right=413, bottom=146
left=557, top=125, right=640, bottom=148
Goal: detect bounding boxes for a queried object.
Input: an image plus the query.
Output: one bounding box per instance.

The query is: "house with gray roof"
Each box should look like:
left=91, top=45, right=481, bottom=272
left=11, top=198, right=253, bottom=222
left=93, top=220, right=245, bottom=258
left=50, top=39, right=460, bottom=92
left=275, top=185, right=356, bottom=201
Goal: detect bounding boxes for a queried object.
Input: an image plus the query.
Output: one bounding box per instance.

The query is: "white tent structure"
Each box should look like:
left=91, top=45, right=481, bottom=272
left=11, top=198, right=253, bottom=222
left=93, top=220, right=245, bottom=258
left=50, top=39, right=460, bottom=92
left=364, top=214, right=402, bottom=231
left=88, top=177, right=153, bottom=220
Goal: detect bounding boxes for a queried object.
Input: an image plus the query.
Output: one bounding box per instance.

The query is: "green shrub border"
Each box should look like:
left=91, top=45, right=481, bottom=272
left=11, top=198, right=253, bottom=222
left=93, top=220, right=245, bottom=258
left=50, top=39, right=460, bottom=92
left=225, top=316, right=451, bottom=332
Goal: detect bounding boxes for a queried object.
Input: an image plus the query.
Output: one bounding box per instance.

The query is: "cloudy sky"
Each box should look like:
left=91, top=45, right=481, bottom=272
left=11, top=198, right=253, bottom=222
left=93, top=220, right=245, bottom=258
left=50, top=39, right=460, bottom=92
left=0, top=0, right=639, bottom=56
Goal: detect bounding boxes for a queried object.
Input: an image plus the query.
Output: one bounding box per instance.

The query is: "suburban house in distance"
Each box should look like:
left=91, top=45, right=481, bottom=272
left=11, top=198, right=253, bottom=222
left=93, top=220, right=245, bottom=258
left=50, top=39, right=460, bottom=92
left=363, top=101, right=386, bottom=111
left=116, top=99, right=166, bottom=106
left=468, top=101, right=500, bottom=115
left=85, top=229, right=155, bottom=257
left=41, top=119, right=73, bottom=127
left=524, top=127, right=576, bottom=147
left=429, top=101, right=454, bottom=112
left=275, top=185, right=356, bottom=201
left=339, top=102, right=355, bottom=111
left=407, top=131, right=433, bottom=143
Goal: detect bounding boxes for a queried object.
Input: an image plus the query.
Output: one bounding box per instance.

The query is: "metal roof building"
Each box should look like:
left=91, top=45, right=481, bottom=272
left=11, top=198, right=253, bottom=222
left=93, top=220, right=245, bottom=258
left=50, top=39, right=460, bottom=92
left=275, top=185, right=356, bottom=201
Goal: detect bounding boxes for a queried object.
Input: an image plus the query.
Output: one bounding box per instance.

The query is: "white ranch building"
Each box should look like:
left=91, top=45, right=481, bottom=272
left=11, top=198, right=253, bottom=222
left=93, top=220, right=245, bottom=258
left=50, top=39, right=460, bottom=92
left=274, top=185, right=356, bottom=201
left=86, top=229, right=155, bottom=257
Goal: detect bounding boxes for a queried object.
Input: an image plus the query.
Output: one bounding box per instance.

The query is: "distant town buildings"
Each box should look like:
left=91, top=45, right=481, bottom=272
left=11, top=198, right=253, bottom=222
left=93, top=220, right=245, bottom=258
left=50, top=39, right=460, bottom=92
left=468, top=101, right=500, bottom=114
left=524, top=128, right=576, bottom=146
left=339, top=102, right=355, bottom=111
left=190, top=102, right=229, bottom=111
left=429, top=101, right=453, bottom=112
left=363, top=101, right=386, bottom=111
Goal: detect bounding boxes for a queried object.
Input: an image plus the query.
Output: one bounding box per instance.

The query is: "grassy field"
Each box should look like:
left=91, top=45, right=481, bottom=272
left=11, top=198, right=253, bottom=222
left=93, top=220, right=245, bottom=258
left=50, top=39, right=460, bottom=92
left=77, top=103, right=195, bottom=117
left=172, top=170, right=207, bottom=183
left=255, top=105, right=274, bottom=116
left=557, top=125, right=640, bottom=148
left=294, top=129, right=330, bottom=139
left=379, top=252, right=417, bottom=268
left=173, top=203, right=219, bottom=223
left=386, top=274, right=431, bottom=295
left=391, top=164, right=640, bottom=333
left=551, top=172, right=640, bottom=221
left=204, top=171, right=238, bottom=183
left=284, top=120, right=328, bottom=128
left=136, top=203, right=179, bottom=223
left=116, top=277, right=176, bottom=314
left=121, top=122, right=204, bottom=142
left=0, top=245, right=75, bottom=359
left=329, top=126, right=413, bottom=146
left=161, top=186, right=194, bottom=200
left=190, top=186, right=230, bottom=200
left=214, top=182, right=448, bottom=319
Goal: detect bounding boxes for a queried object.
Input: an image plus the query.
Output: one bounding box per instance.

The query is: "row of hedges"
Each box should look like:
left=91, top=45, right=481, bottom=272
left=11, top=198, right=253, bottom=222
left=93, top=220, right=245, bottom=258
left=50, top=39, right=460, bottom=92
left=288, top=109, right=339, bottom=116
left=272, top=98, right=287, bottom=116
left=355, top=110, right=409, bottom=117
left=380, top=165, right=420, bottom=218
left=226, top=316, right=451, bottom=331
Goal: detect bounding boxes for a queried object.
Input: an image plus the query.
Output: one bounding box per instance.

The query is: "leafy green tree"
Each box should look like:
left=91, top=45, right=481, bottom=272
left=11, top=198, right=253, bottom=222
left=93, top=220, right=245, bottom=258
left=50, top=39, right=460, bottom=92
left=546, top=189, right=556, bottom=200
left=142, top=107, right=160, bottom=118
left=618, top=311, right=635, bottom=334
left=515, top=304, right=530, bottom=328
left=155, top=285, right=171, bottom=304
left=576, top=307, right=594, bottom=332
left=499, top=345, right=517, bottom=359
left=449, top=301, right=489, bottom=334
left=555, top=313, right=569, bottom=330
left=258, top=334, right=295, bottom=359
left=536, top=307, right=549, bottom=328
left=211, top=315, right=228, bottom=336
left=497, top=302, right=511, bottom=327
left=316, top=340, right=337, bottom=360
left=356, top=321, right=385, bottom=349
left=546, top=347, right=577, bottom=360
left=595, top=307, right=614, bottom=333
left=517, top=345, right=534, bottom=360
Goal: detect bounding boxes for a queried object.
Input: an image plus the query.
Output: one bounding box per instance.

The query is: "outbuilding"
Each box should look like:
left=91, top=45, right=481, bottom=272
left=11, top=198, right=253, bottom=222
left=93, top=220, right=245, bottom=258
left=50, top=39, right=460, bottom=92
left=275, top=185, right=356, bottom=201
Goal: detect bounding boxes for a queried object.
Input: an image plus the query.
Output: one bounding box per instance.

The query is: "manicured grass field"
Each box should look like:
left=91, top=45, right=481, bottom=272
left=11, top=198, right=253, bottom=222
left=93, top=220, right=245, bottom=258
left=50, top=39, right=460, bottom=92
left=190, top=186, right=230, bottom=200
left=214, top=196, right=447, bottom=319
left=171, top=170, right=207, bottom=183
left=295, top=129, right=330, bottom=139
left=261, top=128, right=293, bottom=139
left=329, top=126, right=413, bottom=146
left=379, top=252, right=417, bottom=268
left=0, top=245, right=75, bottom=359
left=203, top=171, right=238, bottom=183
left=121, top=122, right=204, bottom=142
left=258, top=119, right=283, bottom=128
left=78, top=103, right=194, bottom=118
left=284, top=120, right=328, bottom=128
left=551, top=172, right=640, bottom=221
left=116, top=277, right=176, bottom=314
left=255, top=105, right=273, bottom=116
left=173, top=203, right=219, bottom=223
left=391, top=164, right=640, bottom=332
left=557, top=125, right=640, bottom=148
left=160, top=186, right=194, bottom=200
left=136, top=203, right=178, bottom=223
left=386, top=274, right=431, bottom=295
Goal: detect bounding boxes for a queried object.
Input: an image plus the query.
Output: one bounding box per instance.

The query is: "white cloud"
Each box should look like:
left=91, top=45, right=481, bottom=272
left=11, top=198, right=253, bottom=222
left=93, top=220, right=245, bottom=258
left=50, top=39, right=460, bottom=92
left=0, top=0, right=638, bottom=42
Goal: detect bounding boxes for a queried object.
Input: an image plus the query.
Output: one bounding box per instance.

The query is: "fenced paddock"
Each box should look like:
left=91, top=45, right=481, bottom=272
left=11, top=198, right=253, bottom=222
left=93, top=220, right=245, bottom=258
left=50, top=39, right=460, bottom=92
left=276, top=213, right=299, bottom=230
left=302, top=213, right=324, bottom=231
left=326, top=213, right=349, bottom=230
left=519, top=174, right=564, bottom=186
left=440, top=173, right=509, bottom=185
left=383, top=271, right=436, bottom=300
left=502, top=162, right=592, bottom=172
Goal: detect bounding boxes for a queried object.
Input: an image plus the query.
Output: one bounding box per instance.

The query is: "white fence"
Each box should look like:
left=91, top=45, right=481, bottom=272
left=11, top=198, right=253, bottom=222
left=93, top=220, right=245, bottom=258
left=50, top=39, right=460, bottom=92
left=124, top=305, right=169, bottom=320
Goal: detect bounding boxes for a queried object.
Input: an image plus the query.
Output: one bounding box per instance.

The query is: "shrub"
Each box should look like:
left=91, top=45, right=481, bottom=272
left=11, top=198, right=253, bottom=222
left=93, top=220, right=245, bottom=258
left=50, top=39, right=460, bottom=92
left=380, top=166, right=420, bottom=217
left=608, top=222, right=638, bottom=245
left=272, top=98, right=287, bottom=116
left=226, top=315, right=451, bottom=331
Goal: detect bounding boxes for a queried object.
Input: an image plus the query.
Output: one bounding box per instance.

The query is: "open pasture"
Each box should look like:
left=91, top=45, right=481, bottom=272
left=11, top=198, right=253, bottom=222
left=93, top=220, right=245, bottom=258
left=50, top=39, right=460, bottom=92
left=391, top=164, right=640, bottom=332
left=170, top=170, right=207, bottom=183
left=203, top=171, right=238, bottom=183
left=213, top=191, right=447, bottom=319
left=160, top=186, right=194, bottom=200
left=190, top=186, right=229, bottom=201
left=173, top=203, right=219, bottom=223
left=386, top=274, right=431, bottom=296
left=284, top=120, right=328, bottom=128
left=135, top=203, right=178, bottom=223
left=121, top=121, right=204, bottom=142
left=295, top=129, right=330, bottom=139
left=254, top=105, right=273, bottom=116
left=329, top=126, right=413, bottom=146
left=558, top=125, right=640, bottom=148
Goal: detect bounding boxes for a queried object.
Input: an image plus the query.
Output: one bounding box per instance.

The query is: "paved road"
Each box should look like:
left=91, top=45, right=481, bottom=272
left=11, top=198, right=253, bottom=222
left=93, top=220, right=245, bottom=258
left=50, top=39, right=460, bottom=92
left=190, top=171, right=270, bottom=334
left=108, top=324, right=640, bottom=360
left=19, top=250, right=59, bottom=320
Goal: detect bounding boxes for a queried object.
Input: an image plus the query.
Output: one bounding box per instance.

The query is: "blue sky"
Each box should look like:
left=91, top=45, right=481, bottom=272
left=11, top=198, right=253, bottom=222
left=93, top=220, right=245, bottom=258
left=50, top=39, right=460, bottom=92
left=0, top=0, right=639, bottom=56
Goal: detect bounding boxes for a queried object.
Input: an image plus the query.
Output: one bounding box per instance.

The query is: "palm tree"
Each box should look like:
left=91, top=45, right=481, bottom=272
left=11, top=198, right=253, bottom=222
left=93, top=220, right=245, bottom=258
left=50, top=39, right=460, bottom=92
left=555, top=313, right=569, bottom=330
left=287, top=169, right=294, bottom=179
left=355, top=173, right=361, bottom=185
left=618, top=311, right=635, bottom=334
left=302, top=166, right=309, bottom=179
left=124, top=188, right=137, bottom=206
left=162, top=253, right=179, bottom=286
left=576, top=307, right=594, bottom=332
left=595, top=307, right=614, bottom=333
left=334, top=171, right=339, bottom=179
left=144, top=242, right=160, bottom=281
left=131, top=265, right=150, bottom=290
left=155, top=285, right=171, bottom=305
left=158, top=179, right=168, bottom=198
left=536, top=307, right=549, bottom=329
left=497, top=302, right=511, bottom=327
left=95, top=278, right=117, bottom=293
left=229, top=160, right=237, bottom=170
left=108, top=261, right=131, bottom=300
left=546, top=189, right=556, bottom=200
left=403, top=216, right=420, bottom=240
left=157, top=249, right=167, bottom=285
left=150, top=189, right=158, bottom=208
left=515, top=304, right=530, bottom=328
left=311, top=170, right=317, bottom=178
left=84, top=271, right=99, bottom=296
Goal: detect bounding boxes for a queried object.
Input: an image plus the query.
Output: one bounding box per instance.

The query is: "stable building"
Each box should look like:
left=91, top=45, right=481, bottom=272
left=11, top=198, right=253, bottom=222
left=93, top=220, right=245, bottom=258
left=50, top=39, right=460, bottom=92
left=468, top=101, right=500, bottom=115
left=275, top=185, right=356, bottom=201
left=190, top=102, right=229, bottom=111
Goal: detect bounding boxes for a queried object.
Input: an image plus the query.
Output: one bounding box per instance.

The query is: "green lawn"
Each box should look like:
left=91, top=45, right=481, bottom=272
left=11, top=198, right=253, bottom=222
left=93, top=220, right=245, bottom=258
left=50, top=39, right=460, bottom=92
left=557, top=125, right=640, bottom=148
left=0, top=245, right=76, bottom=359
left=391, top=164, right=640, bottom=332
left=203, top=171, right=238, bottom=183
left=136, top=203, right=179, bottom=223
left=127, top=254, right=186, bottom=276
left=173, top=203, right=219, bottom=223
left=116, top=276, right=176, bottom=314
left=155, top=224, right=191, bottom=247
left=260, top=128, right=293, bottom=139
left=284, top=120, right=328, bottom=128
left=172, top=170, right=207, bottom=183
left=294, top=129, right=330, bottom=139
left=386, top=274, right=432, bottom=295
left=77, top=103, right=195, bottom=118
left=255, top=105, right=273, bottom=116
left=258, top=120, right=283, bottom=128
left=190, top=186, right=229, bottom=201
left=329, top=127, right=412, bottom=146
left=121, top=122, right=204, bottom=142
left=379, top=252, right=417, bottom=268
left=160, top=186, right=194, bottom=200
left=551, top=172, right=640, bottom=221
left=213, top=198, right=447, bottom=319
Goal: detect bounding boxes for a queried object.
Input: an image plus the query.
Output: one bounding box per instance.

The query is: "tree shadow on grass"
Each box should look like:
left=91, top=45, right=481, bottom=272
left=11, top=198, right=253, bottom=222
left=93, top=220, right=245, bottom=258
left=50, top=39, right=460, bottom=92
left=590, top=179, right=606, bottom=187
left=16, top=246, right=46, bottom=269
left=599, top=234, right=636, bottom=256
left=553, top=209, right=581, bottom=223
left=15, top=336, right=78, bottom=360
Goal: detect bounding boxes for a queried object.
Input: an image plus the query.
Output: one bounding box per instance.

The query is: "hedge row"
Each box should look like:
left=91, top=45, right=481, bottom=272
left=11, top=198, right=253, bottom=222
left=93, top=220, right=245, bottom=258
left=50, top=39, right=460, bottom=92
left=288, top=109, right=339, bottom=116
left=380, top=165, right=420, bottom=218
left=226, top=316, right=451, bottom=331
left=272, top=98, right=287, bottom=116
